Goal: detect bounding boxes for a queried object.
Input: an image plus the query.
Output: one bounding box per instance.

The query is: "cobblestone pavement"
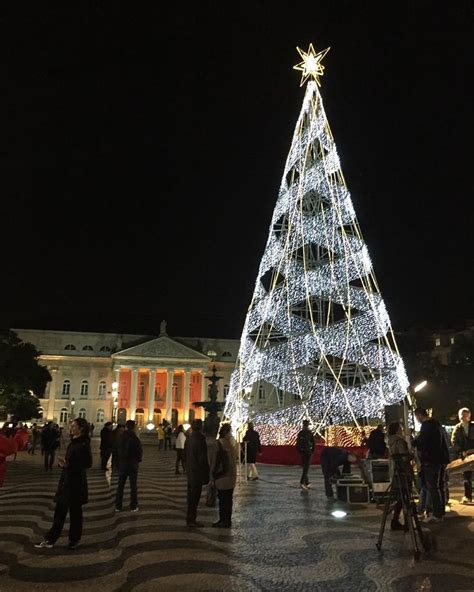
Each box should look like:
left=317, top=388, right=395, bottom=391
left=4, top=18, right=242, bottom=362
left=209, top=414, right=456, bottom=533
left=0, top=440, right=473, bottom=592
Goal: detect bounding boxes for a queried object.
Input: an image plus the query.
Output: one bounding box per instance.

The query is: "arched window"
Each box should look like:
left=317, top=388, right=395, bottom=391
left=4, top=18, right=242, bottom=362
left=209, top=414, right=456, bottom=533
left=188, top=409, right=195, bottom=423
left=80, top=380, right=89, bottom=397
left=78, top=408, right=87, bottom=419
left=59, top=408, right=69, bottom=423
left=62, top=379, right=71, bottom=396
left=98, top=381, right=106, bottom=397
left=82, top=345, right=94, bottom=351
left=224, top=384, right=230, bottom=398
left=135, top=408, right=144, bottom=429
left=96, top=408, right=105, bottom=423
left=258, top=385, right=265, bottom=400
left=64, top=344, right=76, bottom=351
left=139, top=381, right=145, bottom=401
left=172, top=383, right=180, bottom=403
left=100, top=345, right=111, bottom=352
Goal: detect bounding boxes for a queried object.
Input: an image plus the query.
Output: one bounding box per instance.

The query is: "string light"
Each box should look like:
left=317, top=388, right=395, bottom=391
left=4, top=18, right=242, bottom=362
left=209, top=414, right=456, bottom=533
left=224, top=49, right=408, bottom=443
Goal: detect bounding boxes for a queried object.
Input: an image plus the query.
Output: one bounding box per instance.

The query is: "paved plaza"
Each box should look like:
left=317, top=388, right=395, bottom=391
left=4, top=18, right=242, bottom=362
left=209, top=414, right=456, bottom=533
left=0, top=440, right=473, bottom=592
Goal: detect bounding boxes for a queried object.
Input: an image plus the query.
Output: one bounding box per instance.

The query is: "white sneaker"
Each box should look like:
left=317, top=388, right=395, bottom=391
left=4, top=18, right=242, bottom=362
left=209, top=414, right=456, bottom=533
left=34, top=540, right=54, bottom=549
left=423, top=515, right=442, bottom=523
left=300, top=484, right=309, bottom=490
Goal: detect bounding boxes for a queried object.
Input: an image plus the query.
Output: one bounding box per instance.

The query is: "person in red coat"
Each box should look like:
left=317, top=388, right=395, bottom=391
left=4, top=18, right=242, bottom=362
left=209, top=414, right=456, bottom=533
left=14, top=423, right=30, bottom=452
left=0, top=429, right=18, bottom=487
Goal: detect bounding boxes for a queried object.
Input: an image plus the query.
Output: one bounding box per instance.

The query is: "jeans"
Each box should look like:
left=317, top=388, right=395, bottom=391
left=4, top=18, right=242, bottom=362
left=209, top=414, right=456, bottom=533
left=423, top=463, right=445, bottom=518
left=164, top=437, right=172, bottom=451
left=463, top=471, right=472, bottom=500
left=115, top=466, right=139, bottom=510
left=217, top=488, right=233, bottom=525
left=100, top=450, right=112, bottom=471
left=323, top=470, right=335, bottom=497
left=300, top=451, right=312, bottom=485
left=187, top=483, right=202, bottom=524
left=46, top=500, right=83, bottom=544
left=175, top=449, right=185, bottom=473
left=44, top=449, right=55, bottom=471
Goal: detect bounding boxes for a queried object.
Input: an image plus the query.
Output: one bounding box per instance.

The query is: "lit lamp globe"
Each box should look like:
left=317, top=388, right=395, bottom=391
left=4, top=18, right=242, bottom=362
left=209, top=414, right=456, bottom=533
left=146, top=422, right=155, bottom=431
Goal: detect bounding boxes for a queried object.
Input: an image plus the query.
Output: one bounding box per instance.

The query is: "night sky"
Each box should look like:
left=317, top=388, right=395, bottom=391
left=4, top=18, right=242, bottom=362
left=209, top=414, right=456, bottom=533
left=2, top=2, right=473, bottom=339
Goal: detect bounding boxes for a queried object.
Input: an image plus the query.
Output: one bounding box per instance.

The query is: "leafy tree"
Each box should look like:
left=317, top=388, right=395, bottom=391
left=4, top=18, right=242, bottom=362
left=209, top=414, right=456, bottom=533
left=0, top=330, right=51, bottom=420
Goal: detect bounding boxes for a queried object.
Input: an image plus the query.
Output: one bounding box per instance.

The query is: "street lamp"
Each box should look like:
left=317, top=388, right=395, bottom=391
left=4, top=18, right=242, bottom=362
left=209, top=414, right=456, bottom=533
left=413, top=380, right=428, bottom=393
left=70, top=397, right=76, bottom=421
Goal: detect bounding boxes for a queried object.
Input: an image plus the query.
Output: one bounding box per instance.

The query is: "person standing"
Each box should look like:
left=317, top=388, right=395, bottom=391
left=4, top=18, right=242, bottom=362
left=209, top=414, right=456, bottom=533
left=413, top=407, right=450, bottom=522
left=156, top=424, right=165, bottom=451
left=243, top=422, right=262, bottom=481
left=41, top=422, right=60, bottom=472
left=115, top=420, right=143, bottom=512
left=365, top=424, right=388, bottom=459
left=29, top=423, right=40, bottom=455
left=387, top=422, right=413, bottom=531
left=99, top=422, right=114, bottom=470
left=164, top=424, right=172, bottom=451
left=175, top=425, right=186, bottom=474
left=296, top=420, right=315, bottom=490
left=320, top=446, right=357, bottom=499
left=34, top=418, right=92, bottom=550
left=111, top=424, right=125, bottom=473
left=211, top=423, right=237, bottom=528
left=184, top=419, right=209, bottom=527
left=451, top=407, right=474, bottom=504
left=0, top=426, right=18, bottom=487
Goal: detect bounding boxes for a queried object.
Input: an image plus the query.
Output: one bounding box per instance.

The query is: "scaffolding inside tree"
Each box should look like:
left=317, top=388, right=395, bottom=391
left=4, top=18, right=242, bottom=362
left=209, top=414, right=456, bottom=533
left=223, top=44, right=408, bottom=443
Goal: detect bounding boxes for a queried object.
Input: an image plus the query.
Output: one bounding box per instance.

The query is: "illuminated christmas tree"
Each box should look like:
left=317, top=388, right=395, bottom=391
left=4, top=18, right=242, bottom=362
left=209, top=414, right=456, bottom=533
left=224, top=43, right=408, bottom=443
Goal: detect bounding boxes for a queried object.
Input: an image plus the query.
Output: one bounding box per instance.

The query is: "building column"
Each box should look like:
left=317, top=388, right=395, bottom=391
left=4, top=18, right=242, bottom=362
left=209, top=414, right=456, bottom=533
left=183, top=370, right=191, bottom=422
left=148, top=369, right=156, bottom=422
left=200, top=370, right=207, bottom=420
left=166, top=368, right=174, bottom=421
left=130, top=368, right=138, bottom=420
left=47, top=368, right=58, bottom=421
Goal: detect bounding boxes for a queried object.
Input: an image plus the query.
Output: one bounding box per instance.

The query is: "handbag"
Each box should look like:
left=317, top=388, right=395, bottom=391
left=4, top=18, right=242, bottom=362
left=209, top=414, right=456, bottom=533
left=206, top=481, right=216, bottom=507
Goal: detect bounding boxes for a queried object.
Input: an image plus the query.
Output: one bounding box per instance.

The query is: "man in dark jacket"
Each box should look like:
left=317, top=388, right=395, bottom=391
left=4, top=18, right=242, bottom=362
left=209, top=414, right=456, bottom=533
left=413, top=407, right=450, bottom=522
left=296, top=420, right=315, bottom=490
left=184, top=419, right=209, bottom=527
left=365, top=424, right=387, bottom=459
left=41, top=422, right=60, bottom=472
left=243, top=422, right=262, bottom=480
left=320, top=447, right=357, bottom=498
left=99, top=422, right=114, bottom=470
left=451, top=407, right=474, bottom=503
left=115, top=420, right=143, bottom=512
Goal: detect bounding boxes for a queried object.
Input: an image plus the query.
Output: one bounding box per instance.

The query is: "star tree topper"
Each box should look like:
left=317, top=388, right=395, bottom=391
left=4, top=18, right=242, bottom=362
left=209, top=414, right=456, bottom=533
left=293, top=43, right=330, bottom=87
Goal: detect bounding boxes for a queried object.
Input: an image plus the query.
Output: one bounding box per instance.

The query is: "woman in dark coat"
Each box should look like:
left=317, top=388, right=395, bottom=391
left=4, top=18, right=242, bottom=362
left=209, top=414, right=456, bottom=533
left=35, top=417, right=92, bottom=550
left=243, top=422, right=261, bottom=480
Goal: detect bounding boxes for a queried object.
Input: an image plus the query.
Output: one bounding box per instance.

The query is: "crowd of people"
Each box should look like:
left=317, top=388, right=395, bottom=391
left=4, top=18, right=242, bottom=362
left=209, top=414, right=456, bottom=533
left=1, top=403, right=472, bottom=550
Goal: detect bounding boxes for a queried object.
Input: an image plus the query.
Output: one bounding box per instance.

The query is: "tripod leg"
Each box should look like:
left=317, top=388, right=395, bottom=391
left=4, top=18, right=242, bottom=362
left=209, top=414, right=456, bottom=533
left=376, top=486, right=393, bottom=551
left=402, top=480, right=422, bottom=560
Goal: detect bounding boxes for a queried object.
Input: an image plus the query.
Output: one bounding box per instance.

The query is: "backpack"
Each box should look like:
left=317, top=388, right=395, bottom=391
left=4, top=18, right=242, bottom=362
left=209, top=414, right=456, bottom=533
left=212, top=441, right=230, bottom=480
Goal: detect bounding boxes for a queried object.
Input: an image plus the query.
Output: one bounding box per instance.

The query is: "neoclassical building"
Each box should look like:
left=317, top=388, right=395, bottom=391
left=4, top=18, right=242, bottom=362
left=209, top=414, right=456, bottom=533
left=14, top=324, right=239, bottom=429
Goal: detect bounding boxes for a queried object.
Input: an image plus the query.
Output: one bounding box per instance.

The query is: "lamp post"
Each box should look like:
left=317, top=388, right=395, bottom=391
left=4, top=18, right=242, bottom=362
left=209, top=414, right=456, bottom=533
left=70, top=397, right=76, bottom=421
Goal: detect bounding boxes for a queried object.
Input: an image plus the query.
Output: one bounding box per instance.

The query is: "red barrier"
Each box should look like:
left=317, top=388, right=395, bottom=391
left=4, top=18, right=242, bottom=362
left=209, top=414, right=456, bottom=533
left=258, top=444, right=368, bottom=465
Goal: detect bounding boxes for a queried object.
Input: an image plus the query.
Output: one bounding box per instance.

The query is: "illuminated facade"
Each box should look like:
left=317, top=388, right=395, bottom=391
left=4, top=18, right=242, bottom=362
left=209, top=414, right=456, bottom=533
left=14, top=326, right=238, bottom=429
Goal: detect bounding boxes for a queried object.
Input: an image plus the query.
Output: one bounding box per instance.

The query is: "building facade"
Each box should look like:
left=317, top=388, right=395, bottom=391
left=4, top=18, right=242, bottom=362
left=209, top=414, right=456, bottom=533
left=14, top=325, right=240, bottom=429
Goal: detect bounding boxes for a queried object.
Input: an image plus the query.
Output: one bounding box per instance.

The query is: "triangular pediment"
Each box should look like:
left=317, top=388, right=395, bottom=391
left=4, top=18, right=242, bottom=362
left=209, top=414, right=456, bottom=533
left=112, top=335, right=210, bottom=362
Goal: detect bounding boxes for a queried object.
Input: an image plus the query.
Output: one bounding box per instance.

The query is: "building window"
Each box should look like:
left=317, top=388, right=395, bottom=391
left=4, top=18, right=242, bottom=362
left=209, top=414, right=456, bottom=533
left=64, top=344, right=76, bottom=351
left=450, top=336, right=455, bottom=345
left=78, top=408, right=87, bottom=419
left=139, top=381, right=145, bottom=400
left=154, top=385, right=162, bottom=402
left=435, top=337, right=441, bottom=347
left=224, top=384, right=230, bottom=397
left=258, top=385, right=265, bottom=400
left=80, top=380, right=89, bottom=397
left=96, top=408, right=105, bottom=423
left=222, top=351, right=232, bottom=358
left=82, top=345, right=94, bottom=351
left=62, top=380, right=71, bottom=396
left=98, top=381, right=106, bottom=397
left=59, top=408, right=69, bottom=423
left=172, top=383, right=180, bottom=403
left=100, top=345, right=111, bottom=352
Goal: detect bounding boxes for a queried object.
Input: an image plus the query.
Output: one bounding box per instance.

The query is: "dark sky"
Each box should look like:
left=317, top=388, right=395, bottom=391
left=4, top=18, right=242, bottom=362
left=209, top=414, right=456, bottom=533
left=2, top=2, right=473, bottom=339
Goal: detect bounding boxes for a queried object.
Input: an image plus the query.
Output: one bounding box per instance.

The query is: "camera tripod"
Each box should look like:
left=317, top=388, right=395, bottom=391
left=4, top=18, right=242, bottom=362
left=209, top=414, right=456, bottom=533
left=376, top=454, right=427, bottom=560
